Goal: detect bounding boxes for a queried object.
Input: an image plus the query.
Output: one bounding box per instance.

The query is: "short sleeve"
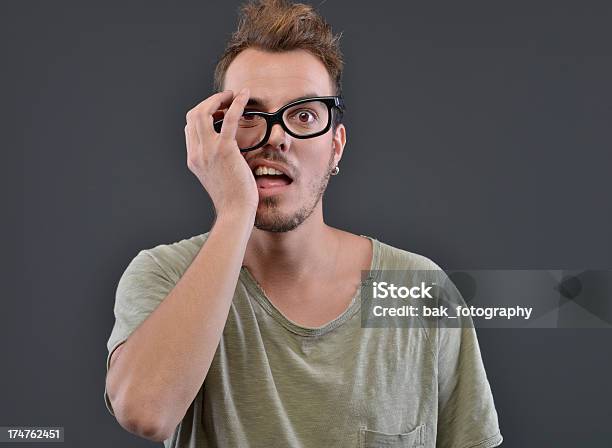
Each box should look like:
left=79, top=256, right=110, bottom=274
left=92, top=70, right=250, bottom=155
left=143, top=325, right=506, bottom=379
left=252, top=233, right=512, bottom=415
left=436, top=322, right=503, bottom=448
left=104, top=249, right=176, bottom=417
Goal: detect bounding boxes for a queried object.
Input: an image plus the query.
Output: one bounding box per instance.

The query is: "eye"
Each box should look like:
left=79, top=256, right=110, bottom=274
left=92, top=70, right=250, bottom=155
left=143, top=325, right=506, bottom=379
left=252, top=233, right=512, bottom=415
left=238, top=114, right=264, bottom=127
left=291, top=109, right=318, bottom=124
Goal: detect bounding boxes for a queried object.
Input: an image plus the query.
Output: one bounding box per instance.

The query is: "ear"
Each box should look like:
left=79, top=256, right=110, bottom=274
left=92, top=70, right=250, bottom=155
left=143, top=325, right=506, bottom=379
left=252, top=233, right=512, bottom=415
left=331, top=123, right=347, bottom=166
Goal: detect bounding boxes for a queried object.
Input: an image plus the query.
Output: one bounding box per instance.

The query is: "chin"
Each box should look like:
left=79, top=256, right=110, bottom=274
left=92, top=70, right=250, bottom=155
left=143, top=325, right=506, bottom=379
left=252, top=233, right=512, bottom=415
left=254, top=205, right=311, bottom=233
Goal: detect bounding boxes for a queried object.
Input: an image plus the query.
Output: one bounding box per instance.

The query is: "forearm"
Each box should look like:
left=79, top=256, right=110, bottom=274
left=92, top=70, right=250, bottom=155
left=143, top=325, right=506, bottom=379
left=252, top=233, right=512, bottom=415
left=106, top=209, right=255, bottom=440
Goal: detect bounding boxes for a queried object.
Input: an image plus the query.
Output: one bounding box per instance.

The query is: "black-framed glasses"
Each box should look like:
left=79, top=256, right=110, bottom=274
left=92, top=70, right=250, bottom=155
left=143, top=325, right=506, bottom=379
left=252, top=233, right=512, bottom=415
left=213, top=95, right=345, bottom=152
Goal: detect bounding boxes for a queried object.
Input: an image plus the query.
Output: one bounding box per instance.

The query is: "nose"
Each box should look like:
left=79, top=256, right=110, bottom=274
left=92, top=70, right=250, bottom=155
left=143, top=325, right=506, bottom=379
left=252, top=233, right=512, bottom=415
left=265, top=122, right=289, bottom=151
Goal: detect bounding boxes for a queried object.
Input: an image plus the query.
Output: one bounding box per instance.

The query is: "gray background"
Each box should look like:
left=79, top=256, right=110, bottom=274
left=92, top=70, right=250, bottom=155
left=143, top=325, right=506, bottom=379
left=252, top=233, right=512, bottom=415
left=2, top=0, right=611, bottom=446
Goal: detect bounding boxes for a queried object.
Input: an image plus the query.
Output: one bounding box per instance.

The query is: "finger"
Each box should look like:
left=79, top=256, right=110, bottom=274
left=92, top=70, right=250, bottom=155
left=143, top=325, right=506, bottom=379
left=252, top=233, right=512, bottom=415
left=186, top=91, right=235, bottom=141
left=187, top=91, right=231, bottom=141
left=219, top=88, right=250, bottom=141
left=184, top=122, right=199, bottom=152
left=187, top=90, right=234, bottom=117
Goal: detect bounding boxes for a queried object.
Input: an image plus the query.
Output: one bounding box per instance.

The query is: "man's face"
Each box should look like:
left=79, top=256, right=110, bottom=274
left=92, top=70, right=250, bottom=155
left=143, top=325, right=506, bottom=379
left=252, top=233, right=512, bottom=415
left=223, top=48, right=346, bottom=232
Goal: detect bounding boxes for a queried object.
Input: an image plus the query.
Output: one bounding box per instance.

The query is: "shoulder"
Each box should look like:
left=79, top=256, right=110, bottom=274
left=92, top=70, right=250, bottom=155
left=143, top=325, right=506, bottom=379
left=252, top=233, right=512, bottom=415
left=373, top=237, right=444, bottom=272
left=138, top=232, right=212, bottom=282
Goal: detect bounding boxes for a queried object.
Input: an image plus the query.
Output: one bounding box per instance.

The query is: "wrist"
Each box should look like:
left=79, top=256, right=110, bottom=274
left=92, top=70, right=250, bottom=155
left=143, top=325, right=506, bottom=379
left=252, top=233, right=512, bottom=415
left=214, top=205, right=257, bottom=226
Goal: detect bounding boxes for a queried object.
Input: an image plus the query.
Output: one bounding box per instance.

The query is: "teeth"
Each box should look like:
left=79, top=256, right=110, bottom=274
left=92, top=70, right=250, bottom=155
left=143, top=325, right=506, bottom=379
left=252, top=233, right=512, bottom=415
left=254, top=166, right=285, bottom=176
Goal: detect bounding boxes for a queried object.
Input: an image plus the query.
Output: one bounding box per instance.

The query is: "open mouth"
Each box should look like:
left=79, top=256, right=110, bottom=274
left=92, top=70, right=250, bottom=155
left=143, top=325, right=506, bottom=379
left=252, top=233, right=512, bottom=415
left=255, top=174, right=293, bottom=189
left=252, top=166, right=294, bottom=190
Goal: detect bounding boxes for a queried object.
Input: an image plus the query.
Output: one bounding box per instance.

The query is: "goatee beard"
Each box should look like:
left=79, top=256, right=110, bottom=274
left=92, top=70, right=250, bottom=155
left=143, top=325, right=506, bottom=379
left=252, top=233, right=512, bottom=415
left=253, top=147, right=335, bottom=233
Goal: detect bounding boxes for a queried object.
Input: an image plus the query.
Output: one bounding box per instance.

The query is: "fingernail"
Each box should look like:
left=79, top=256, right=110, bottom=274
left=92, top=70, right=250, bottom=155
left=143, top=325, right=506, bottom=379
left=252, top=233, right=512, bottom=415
left=240, top=87, right=249, bottom=95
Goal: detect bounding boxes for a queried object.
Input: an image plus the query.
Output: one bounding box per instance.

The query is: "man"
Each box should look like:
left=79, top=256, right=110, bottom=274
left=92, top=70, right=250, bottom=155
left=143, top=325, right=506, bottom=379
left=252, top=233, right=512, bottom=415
left=104, top=1, right=503, bottom=447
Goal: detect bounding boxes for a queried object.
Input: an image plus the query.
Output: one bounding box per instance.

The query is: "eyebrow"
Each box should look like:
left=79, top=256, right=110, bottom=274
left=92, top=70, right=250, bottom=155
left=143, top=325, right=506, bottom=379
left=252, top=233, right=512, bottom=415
left=246, top=92, right=322, bottom=109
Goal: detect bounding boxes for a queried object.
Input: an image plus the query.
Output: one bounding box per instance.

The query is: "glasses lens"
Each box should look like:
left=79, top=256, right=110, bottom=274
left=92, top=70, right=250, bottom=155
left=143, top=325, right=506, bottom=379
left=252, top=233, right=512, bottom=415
left=231, top=100, right=331, bottom=151
left=282, top=100, right=329, bottom=136
left=234, top=113, right=267, bottom=150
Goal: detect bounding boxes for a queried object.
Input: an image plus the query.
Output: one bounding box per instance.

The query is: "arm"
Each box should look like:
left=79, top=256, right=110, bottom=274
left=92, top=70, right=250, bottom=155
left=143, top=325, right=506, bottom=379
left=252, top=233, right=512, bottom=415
left=105, top=210, right=254, bottom=442
left=105, top=87, right=258, bottom=442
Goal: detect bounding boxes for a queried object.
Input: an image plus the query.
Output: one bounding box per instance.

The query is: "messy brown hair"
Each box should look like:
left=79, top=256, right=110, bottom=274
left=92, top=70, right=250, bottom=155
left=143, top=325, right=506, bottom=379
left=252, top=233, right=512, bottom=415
left=214, top=0, right=345, bottom=105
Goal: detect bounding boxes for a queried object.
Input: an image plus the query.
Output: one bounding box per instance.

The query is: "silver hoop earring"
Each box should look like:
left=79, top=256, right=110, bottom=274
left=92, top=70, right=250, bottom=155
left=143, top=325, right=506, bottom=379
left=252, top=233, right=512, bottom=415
left=331, top=165, right=340, bottom=176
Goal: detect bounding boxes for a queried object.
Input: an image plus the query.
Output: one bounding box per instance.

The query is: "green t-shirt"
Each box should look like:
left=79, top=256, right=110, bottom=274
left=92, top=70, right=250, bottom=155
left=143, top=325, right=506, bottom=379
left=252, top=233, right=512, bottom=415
left=105, top=232, right=503, bottom=448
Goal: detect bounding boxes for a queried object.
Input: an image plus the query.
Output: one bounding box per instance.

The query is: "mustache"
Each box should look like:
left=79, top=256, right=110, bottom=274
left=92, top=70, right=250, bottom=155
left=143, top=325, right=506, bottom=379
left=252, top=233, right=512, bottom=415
left=248, top=151, right=293, bottom=170
left=250, top=150, right=287, bottom=164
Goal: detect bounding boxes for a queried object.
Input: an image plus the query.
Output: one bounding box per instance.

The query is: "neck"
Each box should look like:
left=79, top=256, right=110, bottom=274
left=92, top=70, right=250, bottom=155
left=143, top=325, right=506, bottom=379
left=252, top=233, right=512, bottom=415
left=242, top=205, right=340, bottom=286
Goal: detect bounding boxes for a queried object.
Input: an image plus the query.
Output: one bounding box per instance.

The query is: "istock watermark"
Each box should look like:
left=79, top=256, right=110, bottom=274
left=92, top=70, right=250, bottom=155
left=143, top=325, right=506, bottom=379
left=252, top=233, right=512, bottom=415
left=360, top=269, right=612, bottom=329
left=372, top=281, right=435, bottom=299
